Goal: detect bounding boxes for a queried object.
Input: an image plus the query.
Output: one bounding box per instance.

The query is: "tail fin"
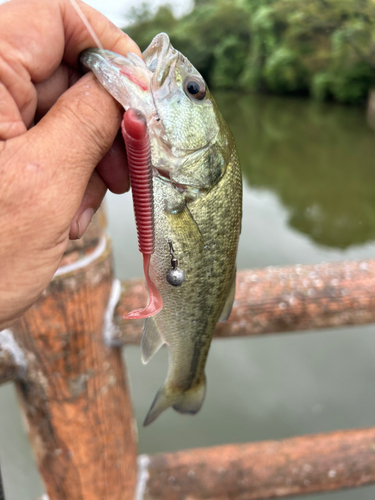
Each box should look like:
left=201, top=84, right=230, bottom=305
left=143, top=376, right=206, bottom=426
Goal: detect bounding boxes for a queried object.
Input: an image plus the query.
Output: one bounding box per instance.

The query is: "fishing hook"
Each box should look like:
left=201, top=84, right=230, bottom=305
left=166, top=240, right=185, bottom=286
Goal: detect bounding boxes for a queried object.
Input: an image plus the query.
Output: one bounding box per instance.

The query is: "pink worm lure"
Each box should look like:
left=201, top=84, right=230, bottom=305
left=121, top=109, right=163, bottom=319
left=69, top=0, right=163, bottom=318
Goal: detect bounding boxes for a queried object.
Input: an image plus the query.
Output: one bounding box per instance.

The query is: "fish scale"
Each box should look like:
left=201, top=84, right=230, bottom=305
left=147, top=148, right=242, bottom=421
left=80, top=33, right=242, bottom=425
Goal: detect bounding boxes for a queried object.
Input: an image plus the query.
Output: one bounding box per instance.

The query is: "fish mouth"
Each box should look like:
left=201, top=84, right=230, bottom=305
left=80, top=48, right=154, bottom=116
left=80, top=36, right=212, bottom=181
left=80, top=48, right=152, bottom=89
left=79, top=43, right=176, bottom=145
left=143, top=33, right=179, bottom=91
left=79, top=35, right=204, bottom=146
left=80, top=33, right=175, bottom=94
left=79, top=35, right=177, bottom=117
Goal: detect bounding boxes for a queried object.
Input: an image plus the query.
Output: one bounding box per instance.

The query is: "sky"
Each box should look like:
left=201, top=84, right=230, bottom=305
left=0, top=0, right=193, bottom=27
left=83, top=0, right=193, bottom=27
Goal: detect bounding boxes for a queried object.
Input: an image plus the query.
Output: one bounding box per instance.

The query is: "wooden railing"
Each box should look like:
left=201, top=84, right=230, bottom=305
left=1, top=208, right=375, bottom=500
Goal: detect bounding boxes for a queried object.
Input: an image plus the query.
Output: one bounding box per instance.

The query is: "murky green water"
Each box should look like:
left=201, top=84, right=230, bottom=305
left=2, top=94, right=375, bottom=499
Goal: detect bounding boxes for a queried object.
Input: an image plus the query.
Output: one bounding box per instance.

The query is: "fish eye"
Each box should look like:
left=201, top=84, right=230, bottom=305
left=183, top=76, right=206, bottom=100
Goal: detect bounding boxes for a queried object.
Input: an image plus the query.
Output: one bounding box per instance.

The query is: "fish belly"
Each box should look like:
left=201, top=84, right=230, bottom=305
left=143, top=150, right=242, bottom=425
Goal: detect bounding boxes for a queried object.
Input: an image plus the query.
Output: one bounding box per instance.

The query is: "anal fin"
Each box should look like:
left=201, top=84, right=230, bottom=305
left=141, top=317, right=164, bottom=364
left=218, top=269, right=236, bottom=322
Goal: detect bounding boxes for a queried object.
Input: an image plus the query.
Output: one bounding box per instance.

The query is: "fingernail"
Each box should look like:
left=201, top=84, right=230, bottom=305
left=77, top=208, right=95, bottom=239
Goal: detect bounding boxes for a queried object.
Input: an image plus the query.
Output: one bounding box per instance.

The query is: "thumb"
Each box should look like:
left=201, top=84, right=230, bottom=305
left=0, top=70, right=124, bottom=327
left=19, top=71, right=123, bottom=223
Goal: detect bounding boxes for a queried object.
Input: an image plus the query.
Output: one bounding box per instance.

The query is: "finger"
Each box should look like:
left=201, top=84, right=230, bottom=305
left=37, top=70, right=130, bottom=195
left=62, top=0, right=143, bottom=66
left=35, top=63, right=81, bottom=121
left=0, top=0, right=141, bottom=127
left=0, top=0, right=142, bottom=80
left=3, top=72, right=122, bottom=230
left=96, top=131, right=130, bottom=194
left=69, top=170, right=106, bottom=240
left=0, top=23, right=38, bottom=129
left=0, top=82, right=27, bottom=140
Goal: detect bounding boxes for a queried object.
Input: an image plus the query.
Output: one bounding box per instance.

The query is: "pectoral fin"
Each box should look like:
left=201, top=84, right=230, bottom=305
left=141, top=317, right=164, bottom=364
left=218, top=269, right=236, bottom=322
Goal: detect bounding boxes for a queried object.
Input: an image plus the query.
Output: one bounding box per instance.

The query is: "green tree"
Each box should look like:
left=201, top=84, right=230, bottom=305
left=123, top=0, right=375, bottom=104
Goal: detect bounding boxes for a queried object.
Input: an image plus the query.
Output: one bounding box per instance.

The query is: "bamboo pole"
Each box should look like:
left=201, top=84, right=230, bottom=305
left=9, top=211, right=138, bottom=500
left=110, top=259, right=375, bottom=345
left=141, top=427, right=375, bottom=500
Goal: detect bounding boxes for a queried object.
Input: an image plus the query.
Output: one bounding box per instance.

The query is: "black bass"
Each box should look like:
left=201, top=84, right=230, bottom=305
left=81, top=34, right=242, bottom=425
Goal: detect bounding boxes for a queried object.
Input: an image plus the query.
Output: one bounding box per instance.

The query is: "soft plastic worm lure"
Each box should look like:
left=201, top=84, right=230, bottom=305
left=69, top=0, right=163, bottom=319
left=121, top=109, right=163, bottom=319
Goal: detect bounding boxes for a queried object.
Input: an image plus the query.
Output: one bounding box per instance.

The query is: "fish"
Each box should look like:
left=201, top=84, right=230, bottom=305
left=81, top=33, right=242, bottom=425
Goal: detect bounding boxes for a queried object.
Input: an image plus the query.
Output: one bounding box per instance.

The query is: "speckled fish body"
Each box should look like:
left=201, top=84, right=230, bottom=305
left=81, top=34, right=242, bottom=425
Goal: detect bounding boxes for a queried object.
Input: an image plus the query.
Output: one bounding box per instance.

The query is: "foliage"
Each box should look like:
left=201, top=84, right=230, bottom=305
left=123, top=0, right=375, bottom=104
left=124, top=0, right=250, bottom=87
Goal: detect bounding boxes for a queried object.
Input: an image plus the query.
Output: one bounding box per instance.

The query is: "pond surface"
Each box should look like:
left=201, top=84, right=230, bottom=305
left=2, top=94, right=375, bottom=499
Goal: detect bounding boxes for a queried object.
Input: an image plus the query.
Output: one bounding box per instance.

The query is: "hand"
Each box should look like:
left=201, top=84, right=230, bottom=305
left=0, top=0, right=142, bottom=329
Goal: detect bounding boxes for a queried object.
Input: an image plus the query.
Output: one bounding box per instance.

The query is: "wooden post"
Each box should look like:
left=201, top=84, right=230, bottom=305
left=10, top=210, right=138, bottom=500
left=2, top=223, right=375, bottom=499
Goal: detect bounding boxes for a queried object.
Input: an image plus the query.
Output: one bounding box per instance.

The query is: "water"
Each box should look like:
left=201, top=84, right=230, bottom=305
left=1, top=94, right=375, bottom=499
